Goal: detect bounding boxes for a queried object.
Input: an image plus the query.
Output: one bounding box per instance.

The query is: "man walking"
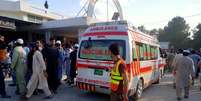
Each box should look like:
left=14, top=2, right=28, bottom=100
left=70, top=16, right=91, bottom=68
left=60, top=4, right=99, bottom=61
left=56, top=40, right=65, bottom=82
left=166, top=50, right=175, bottom=72
left=11, top=39, right=27, bottom=97
left=189, top=50, right=201, bottom=78
left=109, top=43, right=129, bottom=101
left=25, top=41, right=52, bottom=99
left=69, top=44, right=78, bottom=85
left=198, top=60, right=201, bottom=91
left=172, top=49, right=183, bottom=88
left=64, top=43, right=72, bottom=82
left=0, top=35, right=11, bottom=98
left=173, top=50, right=195, bottom=101
left=42, top=37, right=60, bottom=93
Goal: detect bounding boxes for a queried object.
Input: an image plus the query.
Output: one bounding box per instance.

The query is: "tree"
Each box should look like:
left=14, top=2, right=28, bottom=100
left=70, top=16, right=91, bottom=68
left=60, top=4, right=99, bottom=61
left=150, top=29, right=158, bottom=34
left=192, top=23, right=201, bottom=49
left=149, top=29, right=158, bottom=36
left=138, top=25, right=149, bottom=34
left=158, top=28, right=164, bottom=41
left=158, top=16, right=190, bottom=49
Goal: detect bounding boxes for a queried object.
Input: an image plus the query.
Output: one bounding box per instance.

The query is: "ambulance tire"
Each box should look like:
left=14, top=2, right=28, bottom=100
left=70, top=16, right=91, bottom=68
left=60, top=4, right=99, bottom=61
left=133, top=79, right=143, bottom=100
left=160, top=70, right=163, bottom=78
left=154, top=77, right=160, bottom=84
left=153, top=74, right=160, bottom=84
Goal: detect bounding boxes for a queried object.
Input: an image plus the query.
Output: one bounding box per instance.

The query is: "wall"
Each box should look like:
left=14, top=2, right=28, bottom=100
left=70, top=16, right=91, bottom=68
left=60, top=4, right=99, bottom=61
left=20, top=0, right=66, bottom=20
left=0, top=11, right=24, bottom=20
left=0, top=0, right=20, bottom=12
left=0, top=0, right=67, bottom=22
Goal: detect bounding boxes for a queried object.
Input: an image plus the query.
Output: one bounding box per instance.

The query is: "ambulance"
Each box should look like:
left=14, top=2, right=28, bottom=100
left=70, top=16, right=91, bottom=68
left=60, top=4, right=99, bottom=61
left=76, top=21, right=166, bottom=100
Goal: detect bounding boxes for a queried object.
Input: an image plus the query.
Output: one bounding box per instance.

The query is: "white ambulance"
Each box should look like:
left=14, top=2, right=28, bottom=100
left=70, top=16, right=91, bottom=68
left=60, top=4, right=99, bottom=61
left=76, top=21, right=166, bottom=100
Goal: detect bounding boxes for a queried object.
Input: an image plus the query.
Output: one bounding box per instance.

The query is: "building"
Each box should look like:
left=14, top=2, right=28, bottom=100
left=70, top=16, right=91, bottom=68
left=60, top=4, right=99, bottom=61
left=0, top=0, right=125, bottom=44
left=0, top=0, right=100, bottom=44
left=0, top=0, right=65, bottom=23
left=0, top=0, right=102, bottom=45
left=0, top=0, right=71, bottom=43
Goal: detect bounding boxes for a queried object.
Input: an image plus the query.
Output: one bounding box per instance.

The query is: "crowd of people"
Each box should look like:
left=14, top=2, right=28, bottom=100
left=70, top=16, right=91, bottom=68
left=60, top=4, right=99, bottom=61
left=0, top=35, right=78, bottom=100
left=2, top=33, right=201, bottom=101
left=166, top=49, right=201, bottom=101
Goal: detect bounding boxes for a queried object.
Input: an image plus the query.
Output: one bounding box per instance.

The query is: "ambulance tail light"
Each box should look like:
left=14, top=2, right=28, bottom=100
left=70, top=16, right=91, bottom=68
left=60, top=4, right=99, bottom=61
left=77, top=82, right=96, bottom=92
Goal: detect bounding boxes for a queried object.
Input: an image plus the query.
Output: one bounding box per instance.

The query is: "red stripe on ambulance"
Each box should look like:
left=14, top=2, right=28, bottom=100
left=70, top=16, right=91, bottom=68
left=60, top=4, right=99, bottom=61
left=82, top=32, right=127, bottom=36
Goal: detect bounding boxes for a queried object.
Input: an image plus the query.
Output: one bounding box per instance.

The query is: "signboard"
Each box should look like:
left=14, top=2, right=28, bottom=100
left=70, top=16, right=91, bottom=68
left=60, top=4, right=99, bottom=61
left=159, top=42, right=170, bottom=49
left=0, top=19, right=16, bottom=30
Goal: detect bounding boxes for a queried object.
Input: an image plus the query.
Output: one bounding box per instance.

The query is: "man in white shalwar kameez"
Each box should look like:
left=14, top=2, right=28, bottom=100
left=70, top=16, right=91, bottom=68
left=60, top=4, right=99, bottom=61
left=173, top=50, right=195, bottom=101
left=172, top=49, right=183, bottom=88
left=26, top=41, right=52, bottom=99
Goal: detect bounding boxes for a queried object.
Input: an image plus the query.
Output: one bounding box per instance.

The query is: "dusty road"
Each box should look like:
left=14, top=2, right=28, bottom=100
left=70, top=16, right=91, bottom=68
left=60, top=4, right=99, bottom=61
left=1, top=74, right=201, bottom=101
left=138, top=74, right=201, bottom=101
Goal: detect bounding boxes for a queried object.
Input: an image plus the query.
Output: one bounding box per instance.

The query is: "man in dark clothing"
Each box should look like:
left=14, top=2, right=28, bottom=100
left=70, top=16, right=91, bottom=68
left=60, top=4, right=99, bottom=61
left=69, top=44, right=78, bottom=85
left=26, top=46, right=34, bottom=83
left=55, top=40, right=65, bottom=82
left=8, top=41, right=17, bottom=87
left=189, top=50, right=201, bottom=78
left=42, top=37, right=60, bottom=93
left=0, top=35, right=11, bottom=98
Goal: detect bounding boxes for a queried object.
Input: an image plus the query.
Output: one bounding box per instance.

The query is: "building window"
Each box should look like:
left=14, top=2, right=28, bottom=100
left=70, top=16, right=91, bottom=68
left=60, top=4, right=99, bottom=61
left=28, top=14, right=43, bottom=23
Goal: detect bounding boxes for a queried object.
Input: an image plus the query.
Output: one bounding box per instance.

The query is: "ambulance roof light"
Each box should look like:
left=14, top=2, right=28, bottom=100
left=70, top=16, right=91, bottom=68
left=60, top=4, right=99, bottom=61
left=90, top=21, right=128, bottom=26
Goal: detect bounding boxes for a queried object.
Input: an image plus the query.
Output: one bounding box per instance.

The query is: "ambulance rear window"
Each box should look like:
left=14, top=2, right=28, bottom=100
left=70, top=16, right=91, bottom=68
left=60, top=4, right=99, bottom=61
left=79, top=40, right=126, bottom=61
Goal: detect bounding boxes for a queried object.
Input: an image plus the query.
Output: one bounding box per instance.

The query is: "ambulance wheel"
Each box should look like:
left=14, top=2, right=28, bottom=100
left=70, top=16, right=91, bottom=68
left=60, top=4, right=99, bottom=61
left=154, top=77, right=160, bottom=84
left=160, top=70, right=163, bottom=78
left=162, top=69, right=164, bottom=77
left=133, top=79, right=143, bottom=100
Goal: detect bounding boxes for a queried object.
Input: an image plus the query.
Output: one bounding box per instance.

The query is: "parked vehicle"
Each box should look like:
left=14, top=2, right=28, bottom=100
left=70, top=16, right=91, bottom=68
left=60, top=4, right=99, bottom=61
left=76, top=21, right=166, bottom=100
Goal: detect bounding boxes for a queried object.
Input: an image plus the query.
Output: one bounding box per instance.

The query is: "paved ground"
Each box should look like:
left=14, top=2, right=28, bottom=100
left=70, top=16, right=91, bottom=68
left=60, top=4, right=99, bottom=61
left=1, top=78, right=110, bottom=101
left=1, top=74, right=201, bottom=101
left=138, top=74, right=201, bottom=101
